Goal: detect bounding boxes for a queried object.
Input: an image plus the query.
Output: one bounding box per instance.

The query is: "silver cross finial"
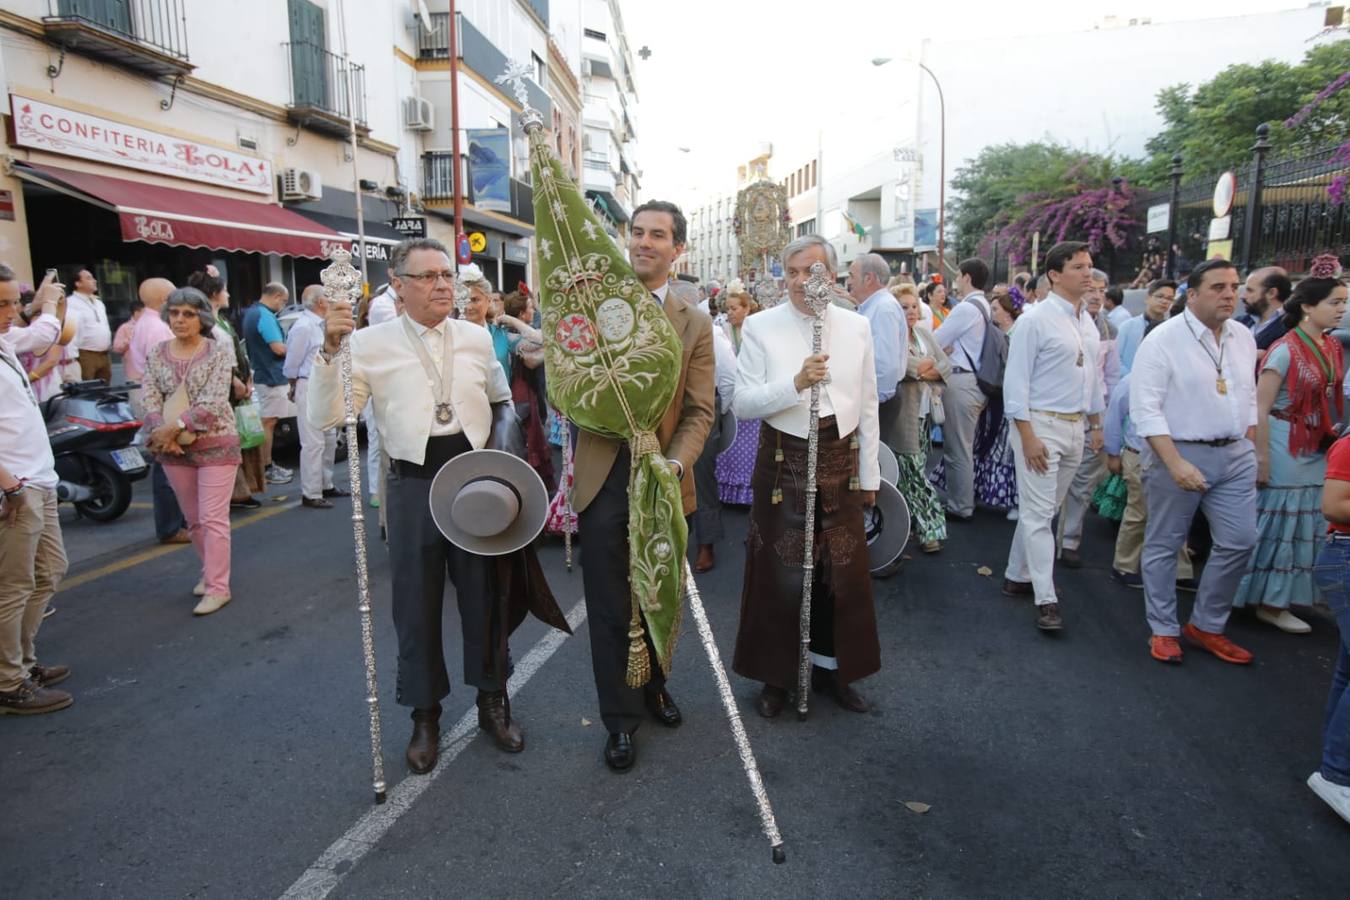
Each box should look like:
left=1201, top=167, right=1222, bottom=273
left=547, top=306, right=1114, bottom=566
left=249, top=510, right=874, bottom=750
left=803, top=262, right=833, bottom=317
left=452, top=279, right=471, bottom=316
left=496, top=59, right=533, bottom=107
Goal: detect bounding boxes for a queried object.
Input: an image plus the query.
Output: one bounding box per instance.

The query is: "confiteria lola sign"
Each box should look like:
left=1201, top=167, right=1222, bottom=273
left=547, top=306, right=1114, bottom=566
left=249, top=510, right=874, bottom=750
left=9, top=94, right=271, bottom=195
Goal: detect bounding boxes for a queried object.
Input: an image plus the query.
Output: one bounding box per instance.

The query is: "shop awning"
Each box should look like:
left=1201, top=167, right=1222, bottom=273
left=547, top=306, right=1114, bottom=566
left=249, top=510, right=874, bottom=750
left=13, top=162, right=345, bottom=259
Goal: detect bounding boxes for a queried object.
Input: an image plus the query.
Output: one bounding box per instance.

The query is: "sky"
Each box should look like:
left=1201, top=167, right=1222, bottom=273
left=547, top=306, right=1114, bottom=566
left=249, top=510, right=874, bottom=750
left=618, top=0, right=1323, bottom=208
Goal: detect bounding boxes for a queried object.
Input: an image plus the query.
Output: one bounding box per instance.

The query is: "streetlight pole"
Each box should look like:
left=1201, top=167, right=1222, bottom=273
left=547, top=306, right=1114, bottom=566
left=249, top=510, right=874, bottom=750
left=449, top=0, right=465, bottom=248
left=873, top=57, right=945, bottom=277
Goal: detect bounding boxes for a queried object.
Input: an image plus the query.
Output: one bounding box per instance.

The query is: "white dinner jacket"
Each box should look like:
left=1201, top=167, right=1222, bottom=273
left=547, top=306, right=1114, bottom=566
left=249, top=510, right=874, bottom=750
left=733, top=302, right=881, bottom=490
left=308, top=314, right=511, bottom=465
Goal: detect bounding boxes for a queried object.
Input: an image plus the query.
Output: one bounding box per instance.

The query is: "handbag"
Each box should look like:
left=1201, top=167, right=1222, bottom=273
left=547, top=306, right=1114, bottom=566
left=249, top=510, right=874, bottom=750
left=929, top=387, right=946, bottom=425
left=161, top=379, right=198, bottom=446
left=235, top=400, right=265, bottom=450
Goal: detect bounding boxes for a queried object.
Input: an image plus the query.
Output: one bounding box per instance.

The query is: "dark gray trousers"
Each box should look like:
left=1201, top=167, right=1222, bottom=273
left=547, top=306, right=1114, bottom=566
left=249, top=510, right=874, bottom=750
left=579, top=447, right=667, bottom=733
left=385, top=433, right=506, bottom=710
left=692, top=395, right=724, bottom=545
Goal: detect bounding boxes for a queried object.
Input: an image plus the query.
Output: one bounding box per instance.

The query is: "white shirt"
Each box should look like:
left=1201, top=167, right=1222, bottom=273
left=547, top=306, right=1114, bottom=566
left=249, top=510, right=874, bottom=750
left=282, top=309, right=325, bottom=381
left=932, top=292, right=989, bottom=372
left=1002, top=292, right=1105, bottom=420
left=308, top=314, right=511, bottom=463
left=1129, top=308, right=1258, bottom=442
left=67, top=291, right=111, bottom=352
left=0, top=315, right=61, bottom=488
left=368, top=288, right=398, bottom=326
left=733, top=301, right=880, bottom=490
left=712, top=325, right=736, bottom=414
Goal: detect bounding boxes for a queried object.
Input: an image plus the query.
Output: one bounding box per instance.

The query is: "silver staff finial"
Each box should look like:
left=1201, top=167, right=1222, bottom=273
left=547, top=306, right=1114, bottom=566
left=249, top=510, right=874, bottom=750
left=321, top=247, right=363, bottom=307
left=452, top=278, right=471, bottom=316
left=803, top=261, right=833, bottom=317
left=754, top=279, right=781, bottom=310
left=498, top=59, right=545, bottom=133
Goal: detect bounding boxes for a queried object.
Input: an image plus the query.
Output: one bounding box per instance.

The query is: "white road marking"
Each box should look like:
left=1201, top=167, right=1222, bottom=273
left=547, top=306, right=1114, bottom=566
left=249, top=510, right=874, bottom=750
left=278, top=598, right=588, bottom=900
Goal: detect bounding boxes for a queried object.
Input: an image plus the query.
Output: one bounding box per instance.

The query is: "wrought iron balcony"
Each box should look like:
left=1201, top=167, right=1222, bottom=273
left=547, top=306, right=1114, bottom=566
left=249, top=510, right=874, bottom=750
left=283, top=41, right=369, bottom=137
left=43, top=0, right=192, bottom=77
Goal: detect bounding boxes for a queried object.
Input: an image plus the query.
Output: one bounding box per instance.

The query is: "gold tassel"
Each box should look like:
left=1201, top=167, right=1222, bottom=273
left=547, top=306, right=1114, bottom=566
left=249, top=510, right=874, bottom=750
left=624, top=603, right=651, bottom=688
left=849, top=435, right=859, bottom=449
left=772, top=487, right=783, bottom=505
left=774, top=448, right=783, bottom=462
left=849, top=475, right=860, bottom=491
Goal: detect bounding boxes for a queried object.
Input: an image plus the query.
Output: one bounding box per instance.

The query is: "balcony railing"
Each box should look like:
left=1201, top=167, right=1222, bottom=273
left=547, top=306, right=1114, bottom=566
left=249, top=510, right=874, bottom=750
left=283, top=41, right=368, bottom=136
left=422, top=151, right=534, bottom=225
left=44, top=0, right=192, bottom=76
left=416, top=12, right=450, bottom=60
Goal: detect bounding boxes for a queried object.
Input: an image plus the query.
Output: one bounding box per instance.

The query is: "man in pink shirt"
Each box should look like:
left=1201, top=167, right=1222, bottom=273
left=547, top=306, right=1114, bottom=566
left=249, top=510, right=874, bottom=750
left=126, top=278, right=174, bottom=383
left=128, top=278, right=188, bottom=544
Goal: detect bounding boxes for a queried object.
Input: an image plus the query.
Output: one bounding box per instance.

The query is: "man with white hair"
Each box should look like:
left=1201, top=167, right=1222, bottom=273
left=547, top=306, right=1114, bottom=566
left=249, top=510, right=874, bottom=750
left=733, top=234, right=882, bottom=717
left=848, top=253, right=908, bottom=454
left=285, top=285, right=343, bottom=509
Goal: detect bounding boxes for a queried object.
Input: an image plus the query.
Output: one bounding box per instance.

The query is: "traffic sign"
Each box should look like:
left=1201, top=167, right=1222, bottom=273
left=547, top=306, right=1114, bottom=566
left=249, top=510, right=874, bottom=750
left=468, top=231, right=487, bottom=253
left=456, top=233, right=472, bottom=264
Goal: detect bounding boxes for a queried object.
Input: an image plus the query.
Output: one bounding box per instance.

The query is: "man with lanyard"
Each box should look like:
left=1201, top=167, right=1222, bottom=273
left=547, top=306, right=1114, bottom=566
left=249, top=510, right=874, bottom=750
left=0, top=267, right=72, bottom=715
left=310, top=238, right=532, bottom=773
left=65, top=267, right=111, bottom=383
left=1001, top=241, right=1105, bottom=632
left=932, top=258, right=992, bottom=521
left=1130, top=258, right=1258, bottom=666
left=847, top=252, right=908, bottom=457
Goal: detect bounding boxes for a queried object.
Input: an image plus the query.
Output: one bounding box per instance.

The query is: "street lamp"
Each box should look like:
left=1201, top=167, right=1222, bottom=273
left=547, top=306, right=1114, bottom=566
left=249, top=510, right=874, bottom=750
left=874, top=56, right=945, bottom=278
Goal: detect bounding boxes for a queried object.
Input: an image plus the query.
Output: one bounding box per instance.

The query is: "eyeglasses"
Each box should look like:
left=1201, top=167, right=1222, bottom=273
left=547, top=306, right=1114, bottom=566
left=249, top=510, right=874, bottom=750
left=166, top=308, right=199, bottom=319
left=398, top=270, right=457, bottom=285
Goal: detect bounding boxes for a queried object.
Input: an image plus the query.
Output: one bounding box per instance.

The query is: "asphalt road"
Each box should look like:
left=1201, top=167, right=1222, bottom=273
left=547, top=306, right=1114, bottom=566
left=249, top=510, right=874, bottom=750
left=7, top=469, right=1350, bottom=899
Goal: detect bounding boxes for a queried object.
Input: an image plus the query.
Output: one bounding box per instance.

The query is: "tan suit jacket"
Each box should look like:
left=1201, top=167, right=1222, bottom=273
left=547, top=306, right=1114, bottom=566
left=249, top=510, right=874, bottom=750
left=572, top=289, right=715, bottom=516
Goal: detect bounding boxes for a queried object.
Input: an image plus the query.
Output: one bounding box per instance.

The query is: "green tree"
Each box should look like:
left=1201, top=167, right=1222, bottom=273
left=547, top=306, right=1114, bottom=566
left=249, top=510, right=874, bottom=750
left=948, top=142, right=1143, bottom=260
left=1142, top=39, right=1350, bottom=182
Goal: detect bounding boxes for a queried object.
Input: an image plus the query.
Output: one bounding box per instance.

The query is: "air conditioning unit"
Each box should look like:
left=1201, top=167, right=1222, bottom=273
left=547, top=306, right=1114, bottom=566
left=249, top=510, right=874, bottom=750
left=582, top=133, right=593, bottom=150
left=279, top=168, right=323, bottom=202
left=581, top=59, right=593, bottom=77
left=403, top=96, right=434, bottom=132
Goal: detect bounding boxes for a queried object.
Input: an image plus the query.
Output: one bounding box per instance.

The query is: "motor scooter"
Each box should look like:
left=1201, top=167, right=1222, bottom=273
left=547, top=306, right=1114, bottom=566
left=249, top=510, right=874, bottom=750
left=44, top=379, right=149, bottom=522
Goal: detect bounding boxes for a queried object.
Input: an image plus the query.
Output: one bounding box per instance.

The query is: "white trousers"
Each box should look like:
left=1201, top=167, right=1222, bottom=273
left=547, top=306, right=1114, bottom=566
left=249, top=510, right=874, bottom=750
left=1005, top=413, right=1084, bottom=605
left=362, top=400, right=383, bottom=498
left=295, top=379, right=336, bottom=500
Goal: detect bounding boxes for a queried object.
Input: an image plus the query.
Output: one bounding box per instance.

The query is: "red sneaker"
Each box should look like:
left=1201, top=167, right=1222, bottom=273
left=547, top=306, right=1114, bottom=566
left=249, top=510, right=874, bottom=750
left=1182, top=623, right=1253, bottom=665
left=1149, top=635, right=1183, bottom=664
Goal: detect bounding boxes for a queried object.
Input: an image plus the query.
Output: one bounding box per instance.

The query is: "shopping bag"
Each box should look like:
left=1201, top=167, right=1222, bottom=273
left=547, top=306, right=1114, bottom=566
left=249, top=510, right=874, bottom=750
left=235, top=401, right=265, bottom=450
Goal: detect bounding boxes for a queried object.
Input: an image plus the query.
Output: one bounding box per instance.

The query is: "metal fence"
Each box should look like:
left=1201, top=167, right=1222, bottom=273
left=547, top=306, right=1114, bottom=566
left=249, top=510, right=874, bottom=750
left=1130, top=129, right=1349, bottom=281
left=48, top=0, right=190, bottom=63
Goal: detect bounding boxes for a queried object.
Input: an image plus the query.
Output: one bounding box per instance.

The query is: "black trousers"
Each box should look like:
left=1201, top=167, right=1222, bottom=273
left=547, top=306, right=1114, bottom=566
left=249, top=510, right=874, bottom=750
left=692, top=393, right=724, bottom=545
left=579, top=447, right=667, bottom=733
left=385, top=433, right=507, bottom=710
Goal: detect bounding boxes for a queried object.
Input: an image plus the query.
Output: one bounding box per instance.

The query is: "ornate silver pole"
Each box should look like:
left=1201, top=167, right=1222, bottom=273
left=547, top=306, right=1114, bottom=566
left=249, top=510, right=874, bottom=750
left=683, top=560, right=786, bottom=863
left=320, top=248, right=386, bottom=804
left=796, top=261, right=833, bottom=720
left=562, top=418, right=574, bottom=572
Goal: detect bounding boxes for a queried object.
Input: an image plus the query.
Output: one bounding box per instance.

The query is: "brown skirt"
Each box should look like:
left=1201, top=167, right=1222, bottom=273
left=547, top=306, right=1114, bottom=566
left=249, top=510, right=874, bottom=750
left=732, top=420, right=880, bottom=689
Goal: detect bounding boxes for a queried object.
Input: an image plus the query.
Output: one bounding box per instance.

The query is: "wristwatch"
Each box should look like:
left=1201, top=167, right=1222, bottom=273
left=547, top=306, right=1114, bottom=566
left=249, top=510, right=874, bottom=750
left=1089, top=424, right=1104, bottom=431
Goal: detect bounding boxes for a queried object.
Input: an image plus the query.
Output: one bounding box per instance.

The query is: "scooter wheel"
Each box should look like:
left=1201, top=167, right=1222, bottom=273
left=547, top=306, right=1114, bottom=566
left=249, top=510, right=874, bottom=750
left=73, top=460, right=133, bottom=522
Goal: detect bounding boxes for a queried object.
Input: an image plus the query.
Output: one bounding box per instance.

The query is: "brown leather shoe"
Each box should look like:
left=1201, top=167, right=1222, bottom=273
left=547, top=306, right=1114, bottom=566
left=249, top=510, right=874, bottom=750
left=1059, top=547, right=1082, bottom=568
left=301, top=496, right=334, bottom=509
left=1036, top=602, right=1064, bottom=631
left=160, top=528, right=191, bottom=545
left=694, top=544, right=715, bottom=573
left=756, top=684, right=788, bottom=718
left=406, top=707, right=440, bottom=774
left=0, top=678, right=73, bottom=715
left=477, top=690, right=524, bottom=753
left=29, top=663, right=71, bottom=688
left=811, top=666, right=869, bottom=713
left=1002, top=578, right=1034, bottom=597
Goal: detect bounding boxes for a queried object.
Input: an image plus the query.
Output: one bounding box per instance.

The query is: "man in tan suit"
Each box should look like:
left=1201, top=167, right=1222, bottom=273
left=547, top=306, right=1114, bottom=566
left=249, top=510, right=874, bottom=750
left=573, top=200, right=715, bottom=773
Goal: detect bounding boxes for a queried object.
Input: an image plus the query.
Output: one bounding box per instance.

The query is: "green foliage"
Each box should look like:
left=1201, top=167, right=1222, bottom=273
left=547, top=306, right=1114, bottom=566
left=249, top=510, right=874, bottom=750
left=948, top=143, right=1143, bottom=259
left=1141, top=39, right=1350, bottom=182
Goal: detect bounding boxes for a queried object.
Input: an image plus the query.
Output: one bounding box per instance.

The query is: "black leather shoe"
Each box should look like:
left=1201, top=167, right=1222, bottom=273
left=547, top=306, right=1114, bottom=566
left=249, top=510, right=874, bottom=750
left=301, top=496, right=333, bottom=509
left=756, top=684, right=788, bottom=718
left=406, top=707, right=440, bottom=774
left=604, top=731, right=636, bottom=772
left=476, top=690, right=524, bottom=753
left=1060, top=547, right=1082, bottom=568
left=644, top=687, right=682, bottom=727
left=323, top=487, right=351, bottom=498
left=811, top=667, right=869, bottom=713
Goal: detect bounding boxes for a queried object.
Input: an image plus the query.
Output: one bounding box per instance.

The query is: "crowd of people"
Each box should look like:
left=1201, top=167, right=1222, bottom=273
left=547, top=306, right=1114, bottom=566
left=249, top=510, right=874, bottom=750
left=3, top=203, right=1350, bottom=825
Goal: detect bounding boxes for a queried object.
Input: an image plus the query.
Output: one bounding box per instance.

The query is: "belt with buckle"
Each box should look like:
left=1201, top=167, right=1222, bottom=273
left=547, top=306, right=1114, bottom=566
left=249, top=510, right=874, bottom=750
left=1123, top=446, right=1140, bottom=455
left=1031, top=409, right=1084, bottom=422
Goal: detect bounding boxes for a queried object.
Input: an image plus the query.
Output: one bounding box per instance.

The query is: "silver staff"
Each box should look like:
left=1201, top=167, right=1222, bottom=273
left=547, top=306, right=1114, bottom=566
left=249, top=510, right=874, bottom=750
left=320, top=248, right=387, bottom=804
left=562, top=419, right=574, bottom=572
left=796, top=261, right=833, bottom=720
left=683, top=559, right=786, bottom=863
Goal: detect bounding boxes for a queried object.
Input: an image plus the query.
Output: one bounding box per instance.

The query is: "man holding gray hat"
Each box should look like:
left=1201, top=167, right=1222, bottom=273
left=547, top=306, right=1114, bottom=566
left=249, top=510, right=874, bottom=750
left=311, top=237, right=566, bottom=775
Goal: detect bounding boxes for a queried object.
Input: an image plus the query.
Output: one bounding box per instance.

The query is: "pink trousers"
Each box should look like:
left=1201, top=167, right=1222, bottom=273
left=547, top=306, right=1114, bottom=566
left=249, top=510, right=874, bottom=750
left=162, top=464, right=234, bottom=597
